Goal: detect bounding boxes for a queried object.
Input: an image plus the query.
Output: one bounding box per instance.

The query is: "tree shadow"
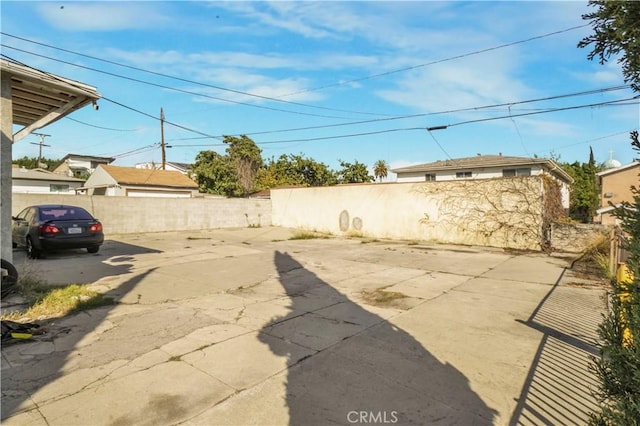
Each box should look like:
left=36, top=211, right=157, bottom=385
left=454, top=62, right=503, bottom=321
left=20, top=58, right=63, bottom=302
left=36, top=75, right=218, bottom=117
left=260, top=251, right=497, bottom=425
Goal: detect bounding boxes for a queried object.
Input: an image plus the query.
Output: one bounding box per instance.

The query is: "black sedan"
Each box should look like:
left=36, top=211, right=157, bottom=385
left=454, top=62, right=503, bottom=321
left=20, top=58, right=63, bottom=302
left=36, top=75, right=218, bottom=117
left=12, top=205, right=104, bottom=259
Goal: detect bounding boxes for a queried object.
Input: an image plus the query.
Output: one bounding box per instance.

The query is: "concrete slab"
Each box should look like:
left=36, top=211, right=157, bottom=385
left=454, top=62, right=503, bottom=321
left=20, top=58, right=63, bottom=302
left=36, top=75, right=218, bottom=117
left=1, top=228, right=607, bottom=425
left=181, top=331, right=315, bottom=390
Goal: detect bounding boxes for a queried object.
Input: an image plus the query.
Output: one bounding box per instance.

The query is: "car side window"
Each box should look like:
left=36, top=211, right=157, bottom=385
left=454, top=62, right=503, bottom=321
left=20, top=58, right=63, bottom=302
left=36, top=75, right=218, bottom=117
left=24, top=208, right=36, bottom=223
left=15, top=208, right=29, bottom=221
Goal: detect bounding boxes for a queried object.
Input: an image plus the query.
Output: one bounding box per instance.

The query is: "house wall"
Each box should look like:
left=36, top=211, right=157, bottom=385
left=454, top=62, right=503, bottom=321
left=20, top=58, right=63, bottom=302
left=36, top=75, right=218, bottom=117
left=12, top=194, right=271, bottom=235
left=396, top=166, right=571, bottom=209
left=272, top=176, right=546, bottom=250
left=395, top=165, right=546, bottom=182
left=13, top=178, right=83, bottom=194
left=599, top=164, right=639, bottom=210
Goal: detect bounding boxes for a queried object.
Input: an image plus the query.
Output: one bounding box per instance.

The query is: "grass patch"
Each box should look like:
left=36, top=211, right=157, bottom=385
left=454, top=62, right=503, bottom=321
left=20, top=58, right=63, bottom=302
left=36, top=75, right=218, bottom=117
left=361, top=288, right=408, bottom=308
left=289, top=230, right=330, bottom=240
left=168, top=355, right=182, bottom=362
left=1, top=274, right=114, bottom=322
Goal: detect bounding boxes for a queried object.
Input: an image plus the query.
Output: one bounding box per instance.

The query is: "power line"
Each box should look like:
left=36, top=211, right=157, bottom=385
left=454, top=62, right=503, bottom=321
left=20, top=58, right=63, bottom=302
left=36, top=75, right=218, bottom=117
left=283, top=24, right=591, bottom=97
left=166, top=96, right=639, bottom=147
left=1, top=24, right=592, bottom=119
left=1, top=46, right=358, bottom=120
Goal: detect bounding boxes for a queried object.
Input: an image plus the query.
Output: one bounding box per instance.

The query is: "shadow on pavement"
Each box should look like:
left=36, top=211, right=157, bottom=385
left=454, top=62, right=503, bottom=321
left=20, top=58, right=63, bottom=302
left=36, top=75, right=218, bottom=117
left=510, top=269, right=602, bottom=425
left=9, top=240, right=162, bottom=285
left=0, top=264, right=154, bottom=421
left=260, top=251, right=497, bottom=425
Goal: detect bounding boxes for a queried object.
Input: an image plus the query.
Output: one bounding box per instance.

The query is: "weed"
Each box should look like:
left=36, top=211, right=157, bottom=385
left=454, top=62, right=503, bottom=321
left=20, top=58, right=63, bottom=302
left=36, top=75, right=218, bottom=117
left=289, top=230, right=330, bottom=240
left=2, top=283, right=114, bottom=322
left=361, top=288, right=408, bottom=308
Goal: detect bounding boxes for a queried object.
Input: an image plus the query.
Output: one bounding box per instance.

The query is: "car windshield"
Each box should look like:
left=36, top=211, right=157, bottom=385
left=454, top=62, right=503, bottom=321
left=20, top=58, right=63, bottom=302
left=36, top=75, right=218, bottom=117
left=39, top=207, right=93, bottom=221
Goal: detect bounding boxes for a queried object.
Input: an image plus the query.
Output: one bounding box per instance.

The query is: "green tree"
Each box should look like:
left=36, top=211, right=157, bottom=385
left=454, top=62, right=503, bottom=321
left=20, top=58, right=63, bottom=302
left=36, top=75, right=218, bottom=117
left=561, top=147, right=601, bottom=223
left=12, top=156, right=59, bottom=170
left=225, top=135, right=263, bottom=197
left=192, top=150, right=239, bottom=196
left=337, top=160, right=374, bottom=184
left=256, top=154, right=337, bottom=189
left=578, top=0, right=640, bottom=91
left=590, top=131, right=640, bottom=425
left=373, top=160, right=389, bottom=183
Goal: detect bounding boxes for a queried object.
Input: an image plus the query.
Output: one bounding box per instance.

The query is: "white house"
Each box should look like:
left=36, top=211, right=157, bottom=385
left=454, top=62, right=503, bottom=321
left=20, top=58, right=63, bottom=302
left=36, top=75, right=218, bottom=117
left=83, top=164, right=199, bottom=198
left=135, top=161, right=192, bottom=175
left=53, top=154, right=115, bottom=178
left=392, top=154, right=574, bottom=209
left=12, top=167, right=85, bottom=194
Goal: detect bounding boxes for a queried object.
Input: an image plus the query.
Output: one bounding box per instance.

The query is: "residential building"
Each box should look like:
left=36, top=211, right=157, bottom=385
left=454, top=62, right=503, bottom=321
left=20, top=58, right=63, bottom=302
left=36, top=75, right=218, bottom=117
left=83, top=164, right=199, bottom=197
left=391, top=154, right=574, bottom=209
left=135, top=161, right=192, bottom=175
left=595, top=161, right=640, bottom=225
left=12, top=166, right=85, bottom=194
left=53, top=154, right=115, bottom=179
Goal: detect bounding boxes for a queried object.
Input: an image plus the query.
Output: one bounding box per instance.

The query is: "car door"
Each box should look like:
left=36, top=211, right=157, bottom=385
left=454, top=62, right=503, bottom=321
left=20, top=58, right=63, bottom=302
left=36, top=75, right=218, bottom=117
left=12, top=207, right=32, bottom=247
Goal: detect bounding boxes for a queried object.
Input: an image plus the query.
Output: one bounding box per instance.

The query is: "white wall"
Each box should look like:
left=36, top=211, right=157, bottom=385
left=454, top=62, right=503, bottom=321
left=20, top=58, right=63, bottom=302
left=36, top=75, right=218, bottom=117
left=13, top=179, right=82, bottom=194
left=395, top=165, right=545, bottom=182
left=272, top=177, right=547, bottom=250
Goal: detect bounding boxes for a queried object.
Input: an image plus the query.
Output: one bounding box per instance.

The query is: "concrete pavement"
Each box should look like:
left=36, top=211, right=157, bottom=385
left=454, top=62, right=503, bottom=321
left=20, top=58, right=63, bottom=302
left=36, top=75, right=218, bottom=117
left=1, top=227, right=607, bottom=425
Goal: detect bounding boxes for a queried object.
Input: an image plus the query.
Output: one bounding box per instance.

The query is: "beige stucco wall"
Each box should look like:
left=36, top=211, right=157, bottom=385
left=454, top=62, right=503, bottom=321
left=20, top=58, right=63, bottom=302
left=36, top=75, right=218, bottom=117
left=599, top=164, right=639, bottom=208
left=272, top=176, right=545, bottom=250
left=12, top=194, right=271, bottom=235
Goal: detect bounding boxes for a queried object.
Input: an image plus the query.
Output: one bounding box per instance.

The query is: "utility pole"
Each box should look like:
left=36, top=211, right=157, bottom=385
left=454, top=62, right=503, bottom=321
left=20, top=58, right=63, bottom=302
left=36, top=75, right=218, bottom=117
left=160, top=108, right=166, bottom=170
left=30, top=133, right=51, bottom=168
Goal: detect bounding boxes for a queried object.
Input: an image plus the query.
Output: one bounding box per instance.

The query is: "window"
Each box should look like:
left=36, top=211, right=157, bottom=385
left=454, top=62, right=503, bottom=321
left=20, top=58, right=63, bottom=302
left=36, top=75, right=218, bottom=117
left=425, top=173, right=436, bottom=182
left=455, top=171, right=472, bottom=179
left=502, top=168, right=531, bottom=177
left=50, top=184, right=70, bottom=193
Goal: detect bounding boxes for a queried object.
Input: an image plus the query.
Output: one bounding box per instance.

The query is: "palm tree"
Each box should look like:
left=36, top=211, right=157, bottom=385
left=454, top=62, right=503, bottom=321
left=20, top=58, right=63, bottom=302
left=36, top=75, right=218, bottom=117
left=373, top=160, right=389, bottom=183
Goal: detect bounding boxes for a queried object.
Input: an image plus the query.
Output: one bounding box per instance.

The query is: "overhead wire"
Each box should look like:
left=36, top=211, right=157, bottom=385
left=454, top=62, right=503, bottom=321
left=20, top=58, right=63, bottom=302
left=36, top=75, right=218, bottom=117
left=1, top=26, right=592, bottom=118
left=166, top=96, right=639, bottom=147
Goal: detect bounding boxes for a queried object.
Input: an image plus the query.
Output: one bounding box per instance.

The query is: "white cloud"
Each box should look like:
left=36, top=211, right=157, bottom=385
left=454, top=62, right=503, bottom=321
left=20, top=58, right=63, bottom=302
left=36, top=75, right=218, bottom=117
left=36, top=3, right=171, bottom=31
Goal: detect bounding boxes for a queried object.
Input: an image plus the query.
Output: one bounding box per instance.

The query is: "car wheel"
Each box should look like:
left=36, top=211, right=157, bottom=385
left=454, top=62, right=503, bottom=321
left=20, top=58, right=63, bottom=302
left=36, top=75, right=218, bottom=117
left=26, top=237, right=41, bottom=259
left=87, top=246, right=100, bottom=254
left=1, top=259, right=19, bottom=298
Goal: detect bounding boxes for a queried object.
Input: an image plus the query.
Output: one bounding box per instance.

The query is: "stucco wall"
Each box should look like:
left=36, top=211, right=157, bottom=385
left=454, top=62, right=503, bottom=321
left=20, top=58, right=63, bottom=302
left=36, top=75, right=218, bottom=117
left=12, top=194, right=271, bottom=235
left=550, top=222, right=613, bottom=253
left=272, top=176, right=546, bottom=250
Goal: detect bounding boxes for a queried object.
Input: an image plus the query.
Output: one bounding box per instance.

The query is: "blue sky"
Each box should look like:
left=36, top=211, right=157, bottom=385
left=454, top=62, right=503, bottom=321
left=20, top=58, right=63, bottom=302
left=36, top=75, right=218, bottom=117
left=2, top=1, right=639, bottom=179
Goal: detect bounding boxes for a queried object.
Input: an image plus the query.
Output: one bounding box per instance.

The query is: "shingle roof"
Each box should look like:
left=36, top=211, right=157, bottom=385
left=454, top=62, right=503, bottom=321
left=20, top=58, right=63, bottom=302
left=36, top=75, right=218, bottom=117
left=100, top=165, right=198, bottom=188
left=12, top=168, right=85, bottom=182
left=391, top=155, right=573, bottom=183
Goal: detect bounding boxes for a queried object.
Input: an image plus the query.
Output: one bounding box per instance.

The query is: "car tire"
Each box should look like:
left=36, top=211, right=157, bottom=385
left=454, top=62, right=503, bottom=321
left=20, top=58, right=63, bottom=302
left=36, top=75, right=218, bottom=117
left=1, top=259, right=19, bottom=298
left=87, top=246, right=100, bottom=254
left=26, top=237, right=41, bottom=259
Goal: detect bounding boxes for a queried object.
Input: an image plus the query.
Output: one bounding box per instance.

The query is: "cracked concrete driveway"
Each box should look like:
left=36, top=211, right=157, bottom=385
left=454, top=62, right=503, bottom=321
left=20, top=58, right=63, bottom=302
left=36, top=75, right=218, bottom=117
left=1, top=227, right=606, bottom=425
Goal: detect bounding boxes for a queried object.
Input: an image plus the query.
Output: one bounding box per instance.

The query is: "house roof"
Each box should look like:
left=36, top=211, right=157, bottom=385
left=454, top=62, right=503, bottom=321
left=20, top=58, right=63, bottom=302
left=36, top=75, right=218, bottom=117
left=596, top=161, right=640, bottom=177
left=391, top=154, right=573, bottom=183
left=12, top=168, right=85, bottom=182
left=99, top=165, right=198, bottom=189
left=59, top=154, right=116, bottom=163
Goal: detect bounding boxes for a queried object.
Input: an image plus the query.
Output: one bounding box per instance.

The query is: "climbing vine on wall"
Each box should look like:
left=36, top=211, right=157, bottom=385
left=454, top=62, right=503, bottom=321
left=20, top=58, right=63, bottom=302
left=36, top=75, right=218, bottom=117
left=415, top=176, right=562, bottom=251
